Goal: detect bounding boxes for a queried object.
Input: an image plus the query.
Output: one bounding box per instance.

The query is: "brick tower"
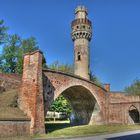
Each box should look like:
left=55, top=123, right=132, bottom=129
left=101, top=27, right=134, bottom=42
left=71, top=6, right=92, bottom=80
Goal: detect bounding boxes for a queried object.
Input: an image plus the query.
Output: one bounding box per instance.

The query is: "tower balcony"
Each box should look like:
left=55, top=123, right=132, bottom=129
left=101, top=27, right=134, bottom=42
left=71, top=18, right=92, bottom=27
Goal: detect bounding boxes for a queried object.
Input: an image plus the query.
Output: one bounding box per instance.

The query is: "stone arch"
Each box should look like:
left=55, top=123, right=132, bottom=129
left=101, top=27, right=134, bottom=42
left=54, top=83, right=102, bottom=111
left=44, top=79, right=105, bottom=125
left=128, top=105, right=140, bottom=124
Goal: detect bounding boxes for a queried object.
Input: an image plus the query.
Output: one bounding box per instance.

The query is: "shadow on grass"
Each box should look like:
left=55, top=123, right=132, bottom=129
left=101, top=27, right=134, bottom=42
left=45, top=122, right=72, bottom=133
left=106, top=133, right=140, bottom=140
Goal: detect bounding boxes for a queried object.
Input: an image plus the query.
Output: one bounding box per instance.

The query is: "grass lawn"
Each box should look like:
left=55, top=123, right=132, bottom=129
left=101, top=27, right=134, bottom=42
left=0, top=90, right=28, bottom=119
left=2, top=124, right=140, bottom=140
left=34, top=122, right=140, bottom=139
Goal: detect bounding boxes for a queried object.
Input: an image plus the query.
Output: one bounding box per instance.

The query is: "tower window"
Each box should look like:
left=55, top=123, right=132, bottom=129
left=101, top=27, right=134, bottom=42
left=76, top=26, right=79, bottom=29
left=77, top=52, right=81, bottom=61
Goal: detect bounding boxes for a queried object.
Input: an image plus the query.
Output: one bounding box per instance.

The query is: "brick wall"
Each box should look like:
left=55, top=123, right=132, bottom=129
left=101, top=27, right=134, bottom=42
left=0, top=73, right=21, bottom=92
left=19, top=50, right=45, bottom=134
left=0, top=119, right=30, bottom=137
left=107, top=93, right=140, bottom=124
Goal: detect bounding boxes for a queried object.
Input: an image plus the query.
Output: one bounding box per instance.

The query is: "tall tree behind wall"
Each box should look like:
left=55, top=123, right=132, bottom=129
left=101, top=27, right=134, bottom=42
left=124, top=79, right=140, bottom=96
left=16, top=37, right=39, bottom=73
left=49, top=61, right=74, bottom=73
left=0, top=35, right=39, bottom=74
left=0, top=20, right=8, bottom=45
left=0, top=34, right=21, bottom=73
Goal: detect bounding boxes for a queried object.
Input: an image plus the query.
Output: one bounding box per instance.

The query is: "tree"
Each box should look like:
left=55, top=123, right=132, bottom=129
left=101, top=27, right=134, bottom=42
left=0, top=20, right=46, bottom=73
left=89, top=71, right=102, bottom=86
left=0, top=20, right=8, bottom=69
left=0, top=20, right=8, bottom=45
left=0, top=34, right=21, bottom=73
left=124, top=79, right=140, bottom=96
left=49, top=61, right=73, bottom=73
left=16, top=37, right=38, bottom=73
left=49, top=95, right=72, bottom=115
left=0, top=35, right=40, bottom=74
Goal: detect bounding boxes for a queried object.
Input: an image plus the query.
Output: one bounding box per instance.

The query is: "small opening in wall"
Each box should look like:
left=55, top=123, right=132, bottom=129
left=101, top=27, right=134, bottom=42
left=77, top=26, right=79, bottom=29
left=77, top=52, right=81, bottom=61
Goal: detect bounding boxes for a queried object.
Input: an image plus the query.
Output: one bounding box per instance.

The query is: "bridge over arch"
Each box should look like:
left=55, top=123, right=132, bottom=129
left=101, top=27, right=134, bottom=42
left=43, top=69, right=108, bottom=125
left=19, top=51, right=109, bottom=134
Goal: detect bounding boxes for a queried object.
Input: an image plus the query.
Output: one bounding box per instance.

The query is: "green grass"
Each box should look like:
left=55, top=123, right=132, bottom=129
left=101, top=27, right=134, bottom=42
left=35, top=123, right=140, bottom=139
left=0, top=89, right=28, bottom=119
left=2, top=124, right=140, bottom=140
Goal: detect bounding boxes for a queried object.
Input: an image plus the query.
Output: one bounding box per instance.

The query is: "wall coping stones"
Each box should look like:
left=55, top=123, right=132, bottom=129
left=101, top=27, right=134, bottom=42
left=23, top=49, right=43, bottom=56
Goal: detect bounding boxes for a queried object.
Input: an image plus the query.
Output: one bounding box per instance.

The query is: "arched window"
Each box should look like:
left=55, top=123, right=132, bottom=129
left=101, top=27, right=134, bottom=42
left=129, top=105, right=140, bottom=123
left=77, top=52, right=81, bottom=61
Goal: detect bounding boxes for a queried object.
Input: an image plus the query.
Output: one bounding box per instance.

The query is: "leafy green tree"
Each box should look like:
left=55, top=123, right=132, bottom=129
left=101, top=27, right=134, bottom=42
left=0, top=34, right=21, bottom=73
left=49, top=61, right=73, bottom=73
left=89, top=71, right=102, bottom=86
left=0, top=20, right=8, bottom=45
left=0, top=34, right=40, bottom=74
left=16, top=37, right=38, bottom=73
left=124, top=79, right=140, bottom=96
left=49, top=95, right=72, bottom=115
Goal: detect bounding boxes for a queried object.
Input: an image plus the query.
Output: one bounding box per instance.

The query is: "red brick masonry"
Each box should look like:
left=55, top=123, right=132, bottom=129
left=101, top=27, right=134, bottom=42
left=17, top=50, right=140, bottom=134
left=0, top=119, right=30, bottom=137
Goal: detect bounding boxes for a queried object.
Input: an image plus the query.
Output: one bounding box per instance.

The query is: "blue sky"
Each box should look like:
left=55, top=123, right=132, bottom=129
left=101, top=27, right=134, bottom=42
left=0, top=0, right=140, bottom=91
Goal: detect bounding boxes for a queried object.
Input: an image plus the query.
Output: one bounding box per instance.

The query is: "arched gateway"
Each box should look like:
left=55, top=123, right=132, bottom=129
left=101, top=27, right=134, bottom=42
left=19, top=50, right=108, bottom=134
left=43, top=69, right=106, bottom=125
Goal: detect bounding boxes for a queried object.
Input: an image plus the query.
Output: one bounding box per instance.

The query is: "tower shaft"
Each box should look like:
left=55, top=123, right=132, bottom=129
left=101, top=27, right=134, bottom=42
left=71, top=6, right=92, bottom=80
